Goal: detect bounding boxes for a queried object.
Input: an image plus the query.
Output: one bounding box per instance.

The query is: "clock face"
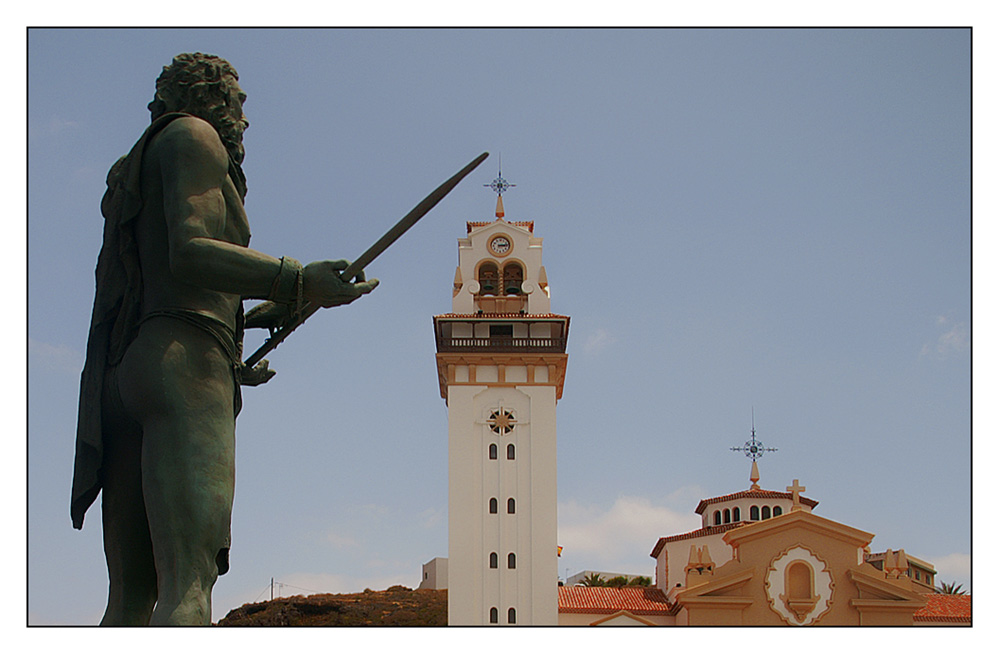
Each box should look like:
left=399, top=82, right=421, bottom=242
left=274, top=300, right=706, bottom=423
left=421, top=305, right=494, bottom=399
left=490, top=235, right=512, bottom=256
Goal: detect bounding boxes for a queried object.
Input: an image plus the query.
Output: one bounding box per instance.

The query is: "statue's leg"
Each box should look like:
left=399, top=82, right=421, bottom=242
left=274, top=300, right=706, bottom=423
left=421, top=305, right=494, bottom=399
left=118, top=318, right=236, bottom=626
left=98, top=366, right=157, bottom=625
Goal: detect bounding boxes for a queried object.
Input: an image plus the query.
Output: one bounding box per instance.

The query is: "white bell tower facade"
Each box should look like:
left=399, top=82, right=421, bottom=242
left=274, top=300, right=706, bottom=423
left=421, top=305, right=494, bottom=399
left=434, top=185, right=569, bottom=626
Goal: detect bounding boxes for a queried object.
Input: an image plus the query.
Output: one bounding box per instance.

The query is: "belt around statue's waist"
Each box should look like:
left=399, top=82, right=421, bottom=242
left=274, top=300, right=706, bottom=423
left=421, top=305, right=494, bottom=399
left=138, top=308, right=240, bottom=365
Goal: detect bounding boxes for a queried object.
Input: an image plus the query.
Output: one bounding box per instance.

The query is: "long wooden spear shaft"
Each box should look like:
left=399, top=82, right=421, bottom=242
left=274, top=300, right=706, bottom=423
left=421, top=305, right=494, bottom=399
left=244, top=151, right=489, bottom=368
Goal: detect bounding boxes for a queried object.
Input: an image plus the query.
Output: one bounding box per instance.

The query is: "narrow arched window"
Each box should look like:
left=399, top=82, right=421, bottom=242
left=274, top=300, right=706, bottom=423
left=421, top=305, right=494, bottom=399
left=507, top=498, right=516, bottom=514
left=723, top=509, right=731, bottom=523
left=507, top=443, right=515, bottom=460
left=508, top=552, right=516, bottom=569
left=761, top=506, right=771, bottom=520
left=750, top=505, right=760, bottom=521
left=773, top=505, right=782, bottom=517
left=489, top=552, right=498, bottom=569
left=733, top=507, right=741, bottom=521
left=713, top=510, right=721, bottom=526
left=489, top=607, right=498, bottom=624
left=489, top=498, right=498, bottom=514
left=508, top=607, right=517, bottom=624
left=489, top=443, right=497, bottom=460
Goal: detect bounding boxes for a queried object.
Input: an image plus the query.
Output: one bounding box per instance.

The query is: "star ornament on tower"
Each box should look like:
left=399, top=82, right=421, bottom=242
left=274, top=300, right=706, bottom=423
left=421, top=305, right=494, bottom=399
left=488, top=406, right=517, bottom=434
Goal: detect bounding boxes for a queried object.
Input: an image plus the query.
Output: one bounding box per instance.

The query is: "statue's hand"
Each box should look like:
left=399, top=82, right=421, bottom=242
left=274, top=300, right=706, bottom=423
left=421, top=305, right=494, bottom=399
left=303, top=259, right=379, bottom=308
left=240, top=359, right=276, bottom=386
left=245, top=301, right=293, bottom=330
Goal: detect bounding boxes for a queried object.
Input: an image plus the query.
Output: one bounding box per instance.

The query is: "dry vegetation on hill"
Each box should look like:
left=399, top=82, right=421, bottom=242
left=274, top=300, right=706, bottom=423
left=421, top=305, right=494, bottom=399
left=217, top=586, right=447, bottom=627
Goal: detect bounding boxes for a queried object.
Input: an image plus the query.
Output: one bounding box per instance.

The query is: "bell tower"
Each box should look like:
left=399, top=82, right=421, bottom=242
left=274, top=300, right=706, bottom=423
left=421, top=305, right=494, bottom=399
left=434, top=171, right=569, bottom=625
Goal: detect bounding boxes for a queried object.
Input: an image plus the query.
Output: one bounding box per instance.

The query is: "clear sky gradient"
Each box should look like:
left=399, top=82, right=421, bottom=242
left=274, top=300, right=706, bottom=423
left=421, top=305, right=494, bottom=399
left=27, top=27, right=970, bottom=625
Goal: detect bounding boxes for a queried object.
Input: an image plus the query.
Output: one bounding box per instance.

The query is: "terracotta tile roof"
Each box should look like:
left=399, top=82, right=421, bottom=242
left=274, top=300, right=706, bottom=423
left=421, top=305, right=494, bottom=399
left=558, top=587, right=673, bottom=615
left=694, top=489, right=818, bottom=514
left=913, top=594, right=971, bottom=623
left=649, top=522, right=750, bottom=558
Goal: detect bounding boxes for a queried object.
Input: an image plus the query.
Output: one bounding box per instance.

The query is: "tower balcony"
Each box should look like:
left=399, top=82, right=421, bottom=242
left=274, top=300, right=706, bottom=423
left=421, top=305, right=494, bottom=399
left=433, top=313, right=571, bottom=355
left=435, top=335, right=568, bottom=353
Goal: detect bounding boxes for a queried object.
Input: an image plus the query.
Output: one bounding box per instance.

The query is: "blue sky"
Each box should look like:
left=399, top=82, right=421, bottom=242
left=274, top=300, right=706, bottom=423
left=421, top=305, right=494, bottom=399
left=26, top=27, right=971, bottom=625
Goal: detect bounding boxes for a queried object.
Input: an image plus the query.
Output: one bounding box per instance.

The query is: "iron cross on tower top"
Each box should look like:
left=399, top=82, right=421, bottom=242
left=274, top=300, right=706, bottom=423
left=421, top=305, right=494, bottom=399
left=485, top=154, right=515, bottom=195
left=731, top=410, right=778, bottom=489
left=485, top=158, right=515, bottom=219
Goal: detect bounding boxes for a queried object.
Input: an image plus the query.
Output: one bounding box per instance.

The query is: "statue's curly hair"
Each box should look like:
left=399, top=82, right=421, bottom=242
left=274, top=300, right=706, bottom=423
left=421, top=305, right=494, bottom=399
left=148, top=53, right=248, bottom=163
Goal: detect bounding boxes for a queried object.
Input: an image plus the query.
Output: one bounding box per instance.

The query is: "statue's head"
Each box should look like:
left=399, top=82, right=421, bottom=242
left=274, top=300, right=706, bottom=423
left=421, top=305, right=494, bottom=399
left=148, top=53, right=249, bottom=164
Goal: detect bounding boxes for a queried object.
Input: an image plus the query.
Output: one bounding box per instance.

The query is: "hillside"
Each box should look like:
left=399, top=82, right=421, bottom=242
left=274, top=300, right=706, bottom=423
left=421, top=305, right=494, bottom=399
left=217, top=586, right=447, bottom=626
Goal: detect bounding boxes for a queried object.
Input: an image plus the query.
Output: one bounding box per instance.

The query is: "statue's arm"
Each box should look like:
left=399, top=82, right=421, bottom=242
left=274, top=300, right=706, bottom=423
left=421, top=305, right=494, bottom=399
left=156, top=117, right=282, bottom=298
left=156, top=116, right=378, bottom=307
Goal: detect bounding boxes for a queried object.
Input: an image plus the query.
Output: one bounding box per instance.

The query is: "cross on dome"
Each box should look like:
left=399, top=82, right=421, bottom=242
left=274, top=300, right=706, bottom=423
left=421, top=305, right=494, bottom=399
left=730, top=411, right=778, bottom=490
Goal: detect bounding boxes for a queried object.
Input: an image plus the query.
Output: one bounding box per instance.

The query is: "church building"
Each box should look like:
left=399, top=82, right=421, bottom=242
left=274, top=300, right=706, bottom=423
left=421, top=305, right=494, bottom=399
left=558, top=455, right=965, bottom=626
left=426, top=176, right=969, bottom=627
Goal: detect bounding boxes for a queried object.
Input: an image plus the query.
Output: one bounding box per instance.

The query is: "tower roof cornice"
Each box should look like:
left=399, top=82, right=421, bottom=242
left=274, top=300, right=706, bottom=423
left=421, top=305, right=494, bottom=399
left=467, top=220, right=534, bottom=234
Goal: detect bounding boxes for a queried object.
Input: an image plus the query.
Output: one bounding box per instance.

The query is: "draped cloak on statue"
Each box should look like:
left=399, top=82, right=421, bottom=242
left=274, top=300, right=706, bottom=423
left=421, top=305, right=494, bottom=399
left=71, top=113, right=248, bottom=530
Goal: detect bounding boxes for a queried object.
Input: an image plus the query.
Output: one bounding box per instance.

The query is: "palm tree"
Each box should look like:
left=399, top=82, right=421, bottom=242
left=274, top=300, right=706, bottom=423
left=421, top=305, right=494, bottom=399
left=582, top=573, right=605, bottom=587
left=937, top=581, right=968, bottom=595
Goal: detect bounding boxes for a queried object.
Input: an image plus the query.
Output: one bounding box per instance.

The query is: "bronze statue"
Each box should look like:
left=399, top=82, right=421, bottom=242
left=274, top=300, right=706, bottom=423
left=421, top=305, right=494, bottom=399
left=71, top=53, right=378, bottom=625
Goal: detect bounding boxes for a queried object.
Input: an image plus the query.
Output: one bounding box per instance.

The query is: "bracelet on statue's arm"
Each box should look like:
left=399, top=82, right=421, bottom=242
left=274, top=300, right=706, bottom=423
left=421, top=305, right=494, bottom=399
left=267, top=256, right=303, bottom=305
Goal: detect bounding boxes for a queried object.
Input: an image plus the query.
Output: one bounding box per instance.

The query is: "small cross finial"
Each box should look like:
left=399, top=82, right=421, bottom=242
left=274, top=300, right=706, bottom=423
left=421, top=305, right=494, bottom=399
left=787, top=479, right=806, bottom=510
